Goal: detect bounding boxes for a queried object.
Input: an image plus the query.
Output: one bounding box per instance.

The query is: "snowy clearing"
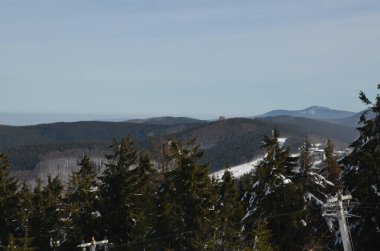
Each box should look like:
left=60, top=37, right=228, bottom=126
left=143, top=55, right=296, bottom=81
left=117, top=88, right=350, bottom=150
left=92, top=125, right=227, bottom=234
left=210, top=158, right=262, bottom=179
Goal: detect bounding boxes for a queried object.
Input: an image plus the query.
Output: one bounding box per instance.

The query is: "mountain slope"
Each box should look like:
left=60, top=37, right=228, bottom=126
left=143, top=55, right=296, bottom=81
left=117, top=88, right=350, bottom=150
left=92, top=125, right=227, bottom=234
left=171, top=117, right=357, bottom=171
left=2, top=117, right=357, bottom=174
left=328, top=109, right=375, bottom=127
left=260, top=106, right=355, bottom=120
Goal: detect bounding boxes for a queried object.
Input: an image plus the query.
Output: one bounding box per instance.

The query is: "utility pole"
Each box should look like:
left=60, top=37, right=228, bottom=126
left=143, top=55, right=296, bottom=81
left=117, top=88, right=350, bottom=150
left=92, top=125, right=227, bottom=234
left=77, top=237, right=109, bottom=251
left=323, top=191, right=353, bottom=251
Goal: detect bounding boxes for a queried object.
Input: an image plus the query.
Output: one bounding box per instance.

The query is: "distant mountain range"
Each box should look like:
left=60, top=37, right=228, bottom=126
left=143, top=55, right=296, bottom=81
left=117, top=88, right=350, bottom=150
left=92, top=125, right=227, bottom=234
left=259, top=106, right=356, bottom=120
left=127, top=116, right=206, bottom=125
left=0, top=106, right=364, bottom=127
left=0, top=113, right=130, bottom=126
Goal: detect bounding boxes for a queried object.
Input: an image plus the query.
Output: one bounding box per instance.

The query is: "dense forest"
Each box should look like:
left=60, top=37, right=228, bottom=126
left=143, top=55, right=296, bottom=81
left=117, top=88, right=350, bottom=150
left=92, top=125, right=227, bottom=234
left=1, top=115, right=356, bottom=173
left=0, top=86, right=379, bottom=250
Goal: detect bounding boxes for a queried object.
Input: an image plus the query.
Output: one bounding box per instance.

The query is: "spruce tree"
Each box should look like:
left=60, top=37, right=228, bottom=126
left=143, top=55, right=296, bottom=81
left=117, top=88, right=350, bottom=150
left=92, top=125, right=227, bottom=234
left=153, top=140, right=215, bottom=250
left=65, top=155, right=100, bottom=248
left=99, top=136, right=142, bottom=246
left=241, top=129, right=304, bottom=250
left=213, top=170, right=244, bottom=250
left=252, top=219, right=275, bottom=251
left=13, top=182, right=35, bottom=251
left=126, top=152, right=156, bottom=250
left=28, top=179, right=44, bottom=250
left=30, top=177, right=66, bottom=251
left=341, top=85, right=380, bottom=250
left=0, top=153, right=18, bottom=249
left=294, top=139, right=334, bottom=250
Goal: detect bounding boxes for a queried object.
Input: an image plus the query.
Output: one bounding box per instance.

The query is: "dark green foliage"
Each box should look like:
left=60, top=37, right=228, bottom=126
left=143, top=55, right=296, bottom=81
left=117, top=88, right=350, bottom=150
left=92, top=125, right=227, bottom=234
left=65, top=155, right=101, bottom=248
left=294, top=139, right=334, bottom=250
left=99, top=136, right=155, bottom=249
left=213, top=170, right=245, bottom=250
left=30, top=177, right=66, bottom=251
left=12, top=182, right=35, bottom=251
left=252, top=219, right=276, bottom=251
left=341, top=85, right=380, bottom=250
left=241, top=129, right=305, bottom=250
left=153, top=140, right=215, bottom=250
left=0, top=153, right=18, bottom=249
left=99, top=136, right=139, bottom=244
left=126, top=152, right=156, bottom=249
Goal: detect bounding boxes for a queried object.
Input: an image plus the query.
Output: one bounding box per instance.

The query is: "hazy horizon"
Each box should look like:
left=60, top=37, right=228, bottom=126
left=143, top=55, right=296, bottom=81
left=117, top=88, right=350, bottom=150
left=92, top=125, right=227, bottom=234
left=0, top=104, right=362, bottom=126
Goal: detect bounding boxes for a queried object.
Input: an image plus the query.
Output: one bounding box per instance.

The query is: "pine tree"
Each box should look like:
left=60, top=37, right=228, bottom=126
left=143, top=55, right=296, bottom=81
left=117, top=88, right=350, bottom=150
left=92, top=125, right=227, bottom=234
left=241, top=129, right=305, bottom=250
left=0, top=153, right=18, bottom=249
left=341, top=84, right=380, bottom=250
left=153, top=140, right=215, bottom=250
left=65, top=155, right=100, bottom=248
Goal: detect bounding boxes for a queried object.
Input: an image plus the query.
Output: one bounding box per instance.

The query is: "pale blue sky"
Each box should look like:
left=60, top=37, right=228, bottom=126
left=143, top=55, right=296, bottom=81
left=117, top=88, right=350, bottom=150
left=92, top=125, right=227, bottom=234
left=1, top=0, right=380, bottom=119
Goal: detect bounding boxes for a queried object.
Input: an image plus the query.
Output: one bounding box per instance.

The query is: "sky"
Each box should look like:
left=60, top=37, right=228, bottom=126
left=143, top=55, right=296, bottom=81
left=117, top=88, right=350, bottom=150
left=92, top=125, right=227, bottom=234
left=1, top=0, right=380, bottom=121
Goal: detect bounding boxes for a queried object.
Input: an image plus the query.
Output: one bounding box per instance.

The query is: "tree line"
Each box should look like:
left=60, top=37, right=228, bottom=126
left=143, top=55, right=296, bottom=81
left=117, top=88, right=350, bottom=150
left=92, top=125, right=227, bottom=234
left=0, top=85, right=379, bottom=250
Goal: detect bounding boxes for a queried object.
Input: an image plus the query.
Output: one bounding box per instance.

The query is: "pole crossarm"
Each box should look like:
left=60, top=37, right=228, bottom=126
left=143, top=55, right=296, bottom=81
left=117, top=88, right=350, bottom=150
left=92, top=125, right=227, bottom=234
left=322, top=191, right=354, bottom=251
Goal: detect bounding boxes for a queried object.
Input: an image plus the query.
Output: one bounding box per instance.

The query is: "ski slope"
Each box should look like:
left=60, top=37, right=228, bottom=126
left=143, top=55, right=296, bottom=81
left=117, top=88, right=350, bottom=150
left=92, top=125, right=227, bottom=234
left=211, top=158, right=262, bottom=179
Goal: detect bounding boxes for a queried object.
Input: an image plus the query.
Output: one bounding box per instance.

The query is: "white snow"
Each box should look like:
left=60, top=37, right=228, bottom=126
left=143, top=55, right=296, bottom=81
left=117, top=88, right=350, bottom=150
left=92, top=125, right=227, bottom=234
left=278, top=137, right=287, bottom=147
left=211, top=158, right=262, bottom=179
left=306, top=192, right=324, bottom=206
left=371, top=185, right=380, bottom=196
left=278, top=174, right=291, bottom=185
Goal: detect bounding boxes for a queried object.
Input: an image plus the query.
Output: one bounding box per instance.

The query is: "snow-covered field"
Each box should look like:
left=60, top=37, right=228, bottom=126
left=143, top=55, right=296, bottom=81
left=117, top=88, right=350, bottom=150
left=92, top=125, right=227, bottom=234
left=211, top=137, right=288, bottom=179
left=211, top=158, right=262, bottom=179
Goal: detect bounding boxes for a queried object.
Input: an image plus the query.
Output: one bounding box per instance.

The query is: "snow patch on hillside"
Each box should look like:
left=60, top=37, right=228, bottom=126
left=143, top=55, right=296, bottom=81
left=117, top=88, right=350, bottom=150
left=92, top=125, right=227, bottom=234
left=211, top=158, right=262, bottom=179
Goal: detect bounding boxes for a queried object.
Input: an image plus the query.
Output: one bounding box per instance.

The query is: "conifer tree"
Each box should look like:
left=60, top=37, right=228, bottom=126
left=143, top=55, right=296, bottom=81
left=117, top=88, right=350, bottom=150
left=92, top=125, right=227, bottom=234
left=153, top=140, right=215, bottom=250
left=28, top=179, right=44, bottom=250
left=294, top=139, right=334, bottom=250
left=341, top=84, right=380, bottom=250
left=0, top=153, right=18, bottom=248
left=252, top=219, right=275, bottom=251
left=126, top=152, right=156, bottom=249
left=324, top=139, right=341, bottom=192
left=213, top=170, right=244, bottom=250
left=65, top=155, right=100, bottom=248
left=100, top=136, right=146, bottom=246
left=13, top=182, right=35, bottom=251
left=241, top=129, right=304, bottom=250
left=30, top=177, right=66, bottom=251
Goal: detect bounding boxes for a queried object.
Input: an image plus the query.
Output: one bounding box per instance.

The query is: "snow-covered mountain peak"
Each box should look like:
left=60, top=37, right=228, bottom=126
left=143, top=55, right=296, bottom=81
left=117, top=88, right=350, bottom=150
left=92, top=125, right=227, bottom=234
left=259, top=106, right=355, bottom=120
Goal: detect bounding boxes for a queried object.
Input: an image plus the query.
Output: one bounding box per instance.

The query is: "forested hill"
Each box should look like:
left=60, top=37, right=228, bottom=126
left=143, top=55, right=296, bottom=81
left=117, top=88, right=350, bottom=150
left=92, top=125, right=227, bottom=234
left=0, top=117, right=357, bottom=173
left=173, top=116, right=357, bottom=171
left=0, top=121, right=195, bottom=149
